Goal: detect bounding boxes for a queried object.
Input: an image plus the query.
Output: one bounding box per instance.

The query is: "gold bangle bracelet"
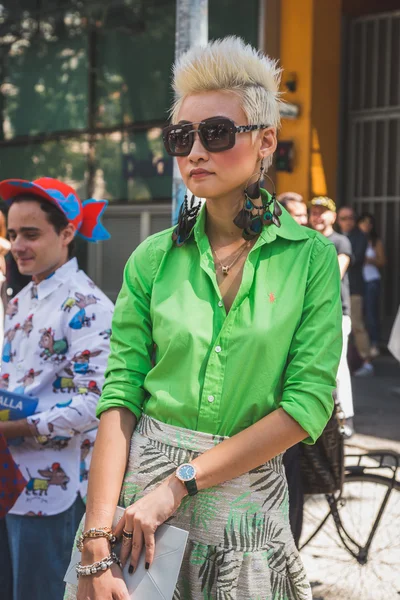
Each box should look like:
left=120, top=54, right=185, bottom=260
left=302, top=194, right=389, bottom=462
left=76, top=527, right=116, bottom=552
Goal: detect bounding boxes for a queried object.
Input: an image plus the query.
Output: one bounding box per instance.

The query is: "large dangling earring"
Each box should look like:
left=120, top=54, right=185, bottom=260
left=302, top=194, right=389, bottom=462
left=172, top=192, right=201, bottom=246
left=234, top=164, right=282, bottom=240
left=233, top=163, right=264, bottom=233
left=264, top=173, right=282, bottom=229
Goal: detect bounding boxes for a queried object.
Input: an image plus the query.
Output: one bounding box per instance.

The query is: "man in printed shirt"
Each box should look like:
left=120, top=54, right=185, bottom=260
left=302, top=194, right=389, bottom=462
left=0, top=177, right=113, bottom=600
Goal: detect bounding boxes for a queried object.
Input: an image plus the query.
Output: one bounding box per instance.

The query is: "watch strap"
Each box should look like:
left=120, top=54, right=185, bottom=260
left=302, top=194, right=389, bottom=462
left=184, top=477, right=198, bottom=496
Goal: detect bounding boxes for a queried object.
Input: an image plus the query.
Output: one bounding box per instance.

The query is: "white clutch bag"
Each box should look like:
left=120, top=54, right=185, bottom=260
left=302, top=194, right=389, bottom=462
left=64, top=507, right=189, bottom=600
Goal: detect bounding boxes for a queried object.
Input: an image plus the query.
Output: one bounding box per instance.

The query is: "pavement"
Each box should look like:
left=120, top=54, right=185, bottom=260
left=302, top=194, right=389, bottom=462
left=350, top=353, right=400, bottom=451
left=300, top=352, right=400, bottom=600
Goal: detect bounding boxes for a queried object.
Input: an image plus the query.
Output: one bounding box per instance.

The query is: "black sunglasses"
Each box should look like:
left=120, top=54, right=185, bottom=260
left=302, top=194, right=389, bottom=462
left=162, top=117, right=269, bottom=157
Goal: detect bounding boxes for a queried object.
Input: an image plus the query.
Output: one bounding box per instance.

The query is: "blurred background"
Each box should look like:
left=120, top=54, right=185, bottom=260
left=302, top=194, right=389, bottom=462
left=0, top=0, right=399, bottom=337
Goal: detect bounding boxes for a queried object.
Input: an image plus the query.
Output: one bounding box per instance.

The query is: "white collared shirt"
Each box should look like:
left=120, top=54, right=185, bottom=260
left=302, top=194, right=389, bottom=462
left=1, top=258, right=114, bottom=515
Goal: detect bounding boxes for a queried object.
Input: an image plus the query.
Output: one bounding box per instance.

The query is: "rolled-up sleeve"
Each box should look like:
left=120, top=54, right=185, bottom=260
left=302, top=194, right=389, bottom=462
left=279, top=238, right=343, bottom=444
left=96, top=238, right=155, bottom=419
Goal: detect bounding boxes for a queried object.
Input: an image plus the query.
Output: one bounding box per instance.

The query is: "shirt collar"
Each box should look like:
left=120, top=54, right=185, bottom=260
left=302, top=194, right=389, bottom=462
left=193, top=203, right=210, bottom=255
left=26, top=258, right=79, bottom=302
left=193, top=188, right=309, bottom=252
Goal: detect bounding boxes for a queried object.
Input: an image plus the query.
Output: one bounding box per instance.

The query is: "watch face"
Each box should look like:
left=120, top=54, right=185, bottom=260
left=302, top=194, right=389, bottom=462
left=177, top=463, right=196, bottom=482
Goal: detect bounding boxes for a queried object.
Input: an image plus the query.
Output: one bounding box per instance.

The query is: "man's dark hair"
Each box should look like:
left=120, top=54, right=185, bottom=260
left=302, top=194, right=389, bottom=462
left=337, top=205, right=355, bottom=216
left=11, top=194, right=76, bottom=258
left=357, top=212, right=379, bottom=246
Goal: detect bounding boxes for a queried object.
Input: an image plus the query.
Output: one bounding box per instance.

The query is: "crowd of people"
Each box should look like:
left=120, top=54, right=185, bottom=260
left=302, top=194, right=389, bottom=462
left=276, top=191, right=387, bottom=554
left=279, top=193, right=386, bottom=381
left=0, top=36, right=391, bottom=600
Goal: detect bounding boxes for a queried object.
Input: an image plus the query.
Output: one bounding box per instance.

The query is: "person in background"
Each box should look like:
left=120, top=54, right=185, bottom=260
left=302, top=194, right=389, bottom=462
left=357, top=212, right=386, bottom=357
left=337, top=206, right=373, bottom=377
left=0, top=177, right=114, bottom=600
left=309, top=197, right=355, bottom=437
left=0, top=210, right=11, bottom=273
left=5, top=253, right=31, bottom=298
left=277, top=191, right=308, bottom=226
left=388, top=305, right=400, bottom=397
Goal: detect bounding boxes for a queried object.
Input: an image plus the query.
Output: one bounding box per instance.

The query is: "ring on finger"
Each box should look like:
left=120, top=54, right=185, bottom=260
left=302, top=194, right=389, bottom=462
left=122, top=529, right=133, bottom=539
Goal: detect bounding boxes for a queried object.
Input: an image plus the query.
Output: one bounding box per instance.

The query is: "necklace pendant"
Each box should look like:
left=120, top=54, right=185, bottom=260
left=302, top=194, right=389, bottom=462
left=222, top=266, right=229, bottom=275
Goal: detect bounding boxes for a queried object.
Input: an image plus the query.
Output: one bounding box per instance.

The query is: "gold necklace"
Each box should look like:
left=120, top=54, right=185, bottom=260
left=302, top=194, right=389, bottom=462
left=211, top=241, right=250, bottom=276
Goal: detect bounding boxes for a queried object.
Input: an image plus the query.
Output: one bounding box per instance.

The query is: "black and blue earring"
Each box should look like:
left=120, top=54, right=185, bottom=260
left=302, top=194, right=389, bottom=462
left=172, top=193, right=201, bottom=246
left=233, top=165, right=264, bottom=232
left=234, top=165, right=282, bottom=240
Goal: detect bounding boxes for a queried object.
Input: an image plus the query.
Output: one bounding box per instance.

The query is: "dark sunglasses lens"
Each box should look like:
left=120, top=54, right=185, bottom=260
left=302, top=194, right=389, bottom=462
left=164, top=125, right=192, bottom=156
left=201, top=120, right=232, bottom=151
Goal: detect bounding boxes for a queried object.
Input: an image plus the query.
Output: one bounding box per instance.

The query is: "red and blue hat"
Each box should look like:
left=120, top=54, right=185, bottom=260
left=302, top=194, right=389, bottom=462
left=0, top=177, right=110, bottom=243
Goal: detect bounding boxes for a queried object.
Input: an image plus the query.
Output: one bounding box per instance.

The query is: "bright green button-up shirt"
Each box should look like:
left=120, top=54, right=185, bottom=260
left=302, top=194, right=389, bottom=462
left=97, top=191, right=342, bottom=444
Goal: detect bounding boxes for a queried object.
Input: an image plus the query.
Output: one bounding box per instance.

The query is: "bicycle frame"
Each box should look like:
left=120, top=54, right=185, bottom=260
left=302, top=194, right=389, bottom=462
left=300, top=450, right=399, bottom=562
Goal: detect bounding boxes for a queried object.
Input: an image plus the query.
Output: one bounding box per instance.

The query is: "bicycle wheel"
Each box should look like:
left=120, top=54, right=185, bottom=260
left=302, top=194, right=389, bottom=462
left=300, top=473, right=400, bottom=600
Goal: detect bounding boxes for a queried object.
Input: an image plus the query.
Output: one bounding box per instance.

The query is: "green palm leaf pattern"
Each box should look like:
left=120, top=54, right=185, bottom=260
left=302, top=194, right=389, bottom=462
left=224, top=512, right=284, bottom=554
left=175, top=430, right=202, bottom=453
left=139, top=438, right=196, bottom=490
left=190, top=542, right=210, bottom=567
left=226, top=491, right=263, bottom=534
left=120, top=477, right=142, bottom=508
left=179, top=489, right=220, bottom=531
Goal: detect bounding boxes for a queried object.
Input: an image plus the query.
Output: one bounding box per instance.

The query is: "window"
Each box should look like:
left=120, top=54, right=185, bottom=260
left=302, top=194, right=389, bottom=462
left=95, top=2, right=175, bottom=127
left=93, top=129, right=172, bottom=202
left=0, top=3, right=88, bottom=138
left=0, top=0, right=259, bottom=206
left=0, top=137, right=90, bottom=186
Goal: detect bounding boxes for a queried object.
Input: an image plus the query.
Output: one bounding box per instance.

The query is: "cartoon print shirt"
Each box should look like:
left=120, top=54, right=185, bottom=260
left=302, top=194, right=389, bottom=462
left=1, top=258, right=114, bottom=516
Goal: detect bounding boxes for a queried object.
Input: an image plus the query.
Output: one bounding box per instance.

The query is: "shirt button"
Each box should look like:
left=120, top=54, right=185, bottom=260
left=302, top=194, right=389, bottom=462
left=215, top=345, right=222, bottom=353
left=208, top=395, right=215, bottom=403
left=218, top=301, right=223, bottom=307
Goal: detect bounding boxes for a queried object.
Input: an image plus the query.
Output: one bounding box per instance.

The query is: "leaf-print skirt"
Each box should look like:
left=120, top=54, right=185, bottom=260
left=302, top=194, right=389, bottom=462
left=65, top=414, right=312, bottom=600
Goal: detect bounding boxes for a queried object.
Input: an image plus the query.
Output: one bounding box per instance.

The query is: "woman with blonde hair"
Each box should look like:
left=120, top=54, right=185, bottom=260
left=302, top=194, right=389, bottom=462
left=66, top=37, right=342, bottom=600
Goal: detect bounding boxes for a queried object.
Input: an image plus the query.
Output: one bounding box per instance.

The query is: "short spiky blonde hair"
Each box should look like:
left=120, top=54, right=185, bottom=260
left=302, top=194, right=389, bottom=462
left=171, top=36, right=282, bottom=136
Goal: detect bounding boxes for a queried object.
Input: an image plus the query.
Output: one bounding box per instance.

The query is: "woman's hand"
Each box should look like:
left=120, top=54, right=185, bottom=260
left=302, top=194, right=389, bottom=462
left=114, top=475, right=187, bottom=573
left=76, top=563, right=129, bottom=600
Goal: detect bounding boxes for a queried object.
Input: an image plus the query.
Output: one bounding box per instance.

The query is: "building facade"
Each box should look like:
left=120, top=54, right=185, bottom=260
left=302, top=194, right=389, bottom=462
left=273, top=0, right=400, bottom=335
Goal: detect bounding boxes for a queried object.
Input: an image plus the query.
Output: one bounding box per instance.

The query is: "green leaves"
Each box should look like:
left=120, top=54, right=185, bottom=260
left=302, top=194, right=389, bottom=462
left=119, top=477, right=141, bottom=508
left=179, top=489, right=220, bottom=532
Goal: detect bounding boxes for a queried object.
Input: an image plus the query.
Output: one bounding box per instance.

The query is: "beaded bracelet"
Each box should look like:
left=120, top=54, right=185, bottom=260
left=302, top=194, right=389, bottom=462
left=76, top=552, right=122, bottom=577
left=76, top=527, right=117, bottom=552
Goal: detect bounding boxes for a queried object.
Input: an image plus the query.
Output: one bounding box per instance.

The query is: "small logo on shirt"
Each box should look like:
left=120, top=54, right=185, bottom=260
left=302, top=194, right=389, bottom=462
left=268, top=292, right=276, bottom=303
